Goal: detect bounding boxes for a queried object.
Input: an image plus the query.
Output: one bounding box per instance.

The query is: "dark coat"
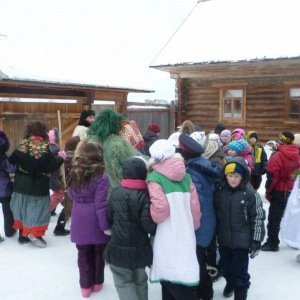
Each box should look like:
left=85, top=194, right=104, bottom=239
left=9, top=147, right=64, bottom=196
left=143, top=130, right=158, bottom=156
left=252, top=143, right=268, bottom=175
left=103, top=158, right=156, bottom=269
left=214, top=157, right=266, bottom=249
left=49, top=144, right=62, bottom=190
left=185, top=156, right=222, bottom=247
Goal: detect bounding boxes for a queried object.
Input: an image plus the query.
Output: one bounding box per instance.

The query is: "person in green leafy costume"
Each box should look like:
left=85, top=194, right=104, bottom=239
left=86, top=108, right=142, bottom=192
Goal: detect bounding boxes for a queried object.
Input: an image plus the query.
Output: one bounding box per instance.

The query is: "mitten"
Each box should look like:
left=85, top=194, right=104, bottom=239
left=249, top=241, right=261, bottom=259
left=58, top=150, right=66, bottom=159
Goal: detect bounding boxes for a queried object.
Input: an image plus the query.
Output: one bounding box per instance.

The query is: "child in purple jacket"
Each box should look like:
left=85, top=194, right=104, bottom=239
left=0, top=130, right=17, bottom=242
left=67, top=141, right=111, bottom=298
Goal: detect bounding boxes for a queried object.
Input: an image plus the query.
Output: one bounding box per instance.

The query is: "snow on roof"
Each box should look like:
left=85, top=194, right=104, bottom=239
left=0, top=36, right=153, bottom=92
left=151, top=0, right=300, bottom=67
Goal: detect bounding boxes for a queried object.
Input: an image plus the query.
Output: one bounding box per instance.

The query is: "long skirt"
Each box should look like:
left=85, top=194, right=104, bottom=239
left=10, top=192, right=50, bottom=237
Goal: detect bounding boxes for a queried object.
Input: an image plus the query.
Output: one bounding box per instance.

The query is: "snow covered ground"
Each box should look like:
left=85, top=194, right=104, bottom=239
left=1, top=147, right=300, bottom=299
left=1, top=201, right=299, bottom=300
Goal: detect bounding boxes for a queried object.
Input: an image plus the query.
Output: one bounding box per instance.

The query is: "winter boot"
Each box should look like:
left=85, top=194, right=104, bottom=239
left=81, top=287, right=92, bottom=298
left=18, top=229, right=30, bottom=245
left=28, top=234, right=47, bottom=248
left=53, top=210, right=70, bottom=236
left=0, top=235, right=4, bottom=242
left=223, top=282, right=234, bottom=298
left=234, top=288, right=247, bottom=300
left=261, top=241, right=279, bottom=252
left=92, top=284, right=103, bottom=292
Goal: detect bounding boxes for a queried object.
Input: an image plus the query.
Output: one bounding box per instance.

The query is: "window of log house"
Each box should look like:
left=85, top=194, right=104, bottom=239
left=219, top=85, right=246, bottom=122
left=286, top=87, right=300, bottom=120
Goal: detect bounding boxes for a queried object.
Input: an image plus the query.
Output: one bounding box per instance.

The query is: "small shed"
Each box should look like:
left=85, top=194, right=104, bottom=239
left=0, top=36, right=153, bottom=151
left=150, top=0, right=300, bottom=142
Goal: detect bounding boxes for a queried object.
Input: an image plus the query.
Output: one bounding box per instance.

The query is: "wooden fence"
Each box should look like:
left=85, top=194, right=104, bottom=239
left=0, top=100, right=176, bottom=154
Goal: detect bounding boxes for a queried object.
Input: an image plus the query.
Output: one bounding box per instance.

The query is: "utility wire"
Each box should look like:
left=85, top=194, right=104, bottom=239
left=150, top=2, right=199, bottom=66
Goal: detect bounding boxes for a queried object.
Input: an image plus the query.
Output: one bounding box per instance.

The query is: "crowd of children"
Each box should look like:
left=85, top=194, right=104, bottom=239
left=1, top=111, right=300, bottom=300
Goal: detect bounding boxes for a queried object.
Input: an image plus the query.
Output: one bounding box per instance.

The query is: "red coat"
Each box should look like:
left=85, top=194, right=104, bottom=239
left=266, top=144, right=300, bottom=199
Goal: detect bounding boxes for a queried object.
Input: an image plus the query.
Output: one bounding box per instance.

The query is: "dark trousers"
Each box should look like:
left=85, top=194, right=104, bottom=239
left=0, top=196, right=15, bottom=237
left=196, top=245, right=213, bottom=299
left=219, top=246, right=250, bottom=290
left=250, top=174, right=262, bottom=191
left=76, top=243, right=106, bottom=288
left=161, top=281, right=198, bottom=300
left=266, top=197, right=288, bottom=246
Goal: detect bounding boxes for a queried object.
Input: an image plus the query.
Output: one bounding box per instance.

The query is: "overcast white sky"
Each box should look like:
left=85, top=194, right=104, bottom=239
left=0, top=0, right=198, bottom=102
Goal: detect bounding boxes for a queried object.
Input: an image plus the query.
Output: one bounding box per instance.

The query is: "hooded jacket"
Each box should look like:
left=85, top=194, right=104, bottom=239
left=147, top=154, right=201, bottom=285
left=103, top=157, right=156, bottom=269
left=265, top=144, right=300, bottom=200
left=214, top=157, right=266, bottom=249
left=185, top=156, right=222, bottom=247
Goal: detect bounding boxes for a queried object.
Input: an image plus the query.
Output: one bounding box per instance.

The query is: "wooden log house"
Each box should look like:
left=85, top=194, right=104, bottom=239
left=150, top=0, right=300, bottom=142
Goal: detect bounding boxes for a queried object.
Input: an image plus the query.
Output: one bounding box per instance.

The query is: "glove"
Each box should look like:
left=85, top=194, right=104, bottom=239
left=249, top=241, right=261, bottom=259
left=104, top=229, right=112, bottom=236
left=58, top=150, right=66, bottom=159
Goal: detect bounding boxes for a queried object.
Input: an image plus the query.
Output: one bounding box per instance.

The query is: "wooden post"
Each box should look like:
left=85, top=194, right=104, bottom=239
left=57, top=110, right=66, bottom=187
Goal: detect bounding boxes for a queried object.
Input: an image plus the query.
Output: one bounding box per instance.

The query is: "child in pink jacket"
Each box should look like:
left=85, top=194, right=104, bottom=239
left=147, top=139, right=201, bottom=300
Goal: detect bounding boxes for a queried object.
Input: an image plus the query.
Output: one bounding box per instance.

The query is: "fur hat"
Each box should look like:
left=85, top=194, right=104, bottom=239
left=78, top=110, right=95, bottom=127
left=147, top=123, right=160, bottom=133
left=179, top=120, right=195, bottom=135
left=278, top=131, right=294, bottom=145
left=190, top=131, right=207, bottom=149
left=293, top=133, right=300, bottom=147
left=228, top=139, right=248, bottom=153
left=214, top=123, right=226, bottom=134
left=221, top=129, right=231, bottom=138
left=0, top=131, right=10, bottom=152
left=179, top=134, right=204, bottom=156
left=225, top=162, right=246, bottom=178
left=149, top=139, right=175, bottom=163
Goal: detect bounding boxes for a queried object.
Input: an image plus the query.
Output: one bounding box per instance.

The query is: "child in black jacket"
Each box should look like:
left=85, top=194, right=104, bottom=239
left=214, top=157, right=266, bottom=300
left=103, top=156, right=156, bottom=300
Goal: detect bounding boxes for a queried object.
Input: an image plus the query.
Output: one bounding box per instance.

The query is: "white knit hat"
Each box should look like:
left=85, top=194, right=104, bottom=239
left=168, top=132, right=180, bottom=147
left=149, top=139, right=175, bottom=163
left=293, top=133, right=300, bottom=147
left=190, top=131, right=207, bottom=149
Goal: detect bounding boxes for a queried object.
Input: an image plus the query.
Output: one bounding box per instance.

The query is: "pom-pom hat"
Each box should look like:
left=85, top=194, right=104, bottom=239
left=149, top=139, right=175, bottom=163
left=228, top=139, right=248, bottom=154
left=147, top=124, right=160, bottom=133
